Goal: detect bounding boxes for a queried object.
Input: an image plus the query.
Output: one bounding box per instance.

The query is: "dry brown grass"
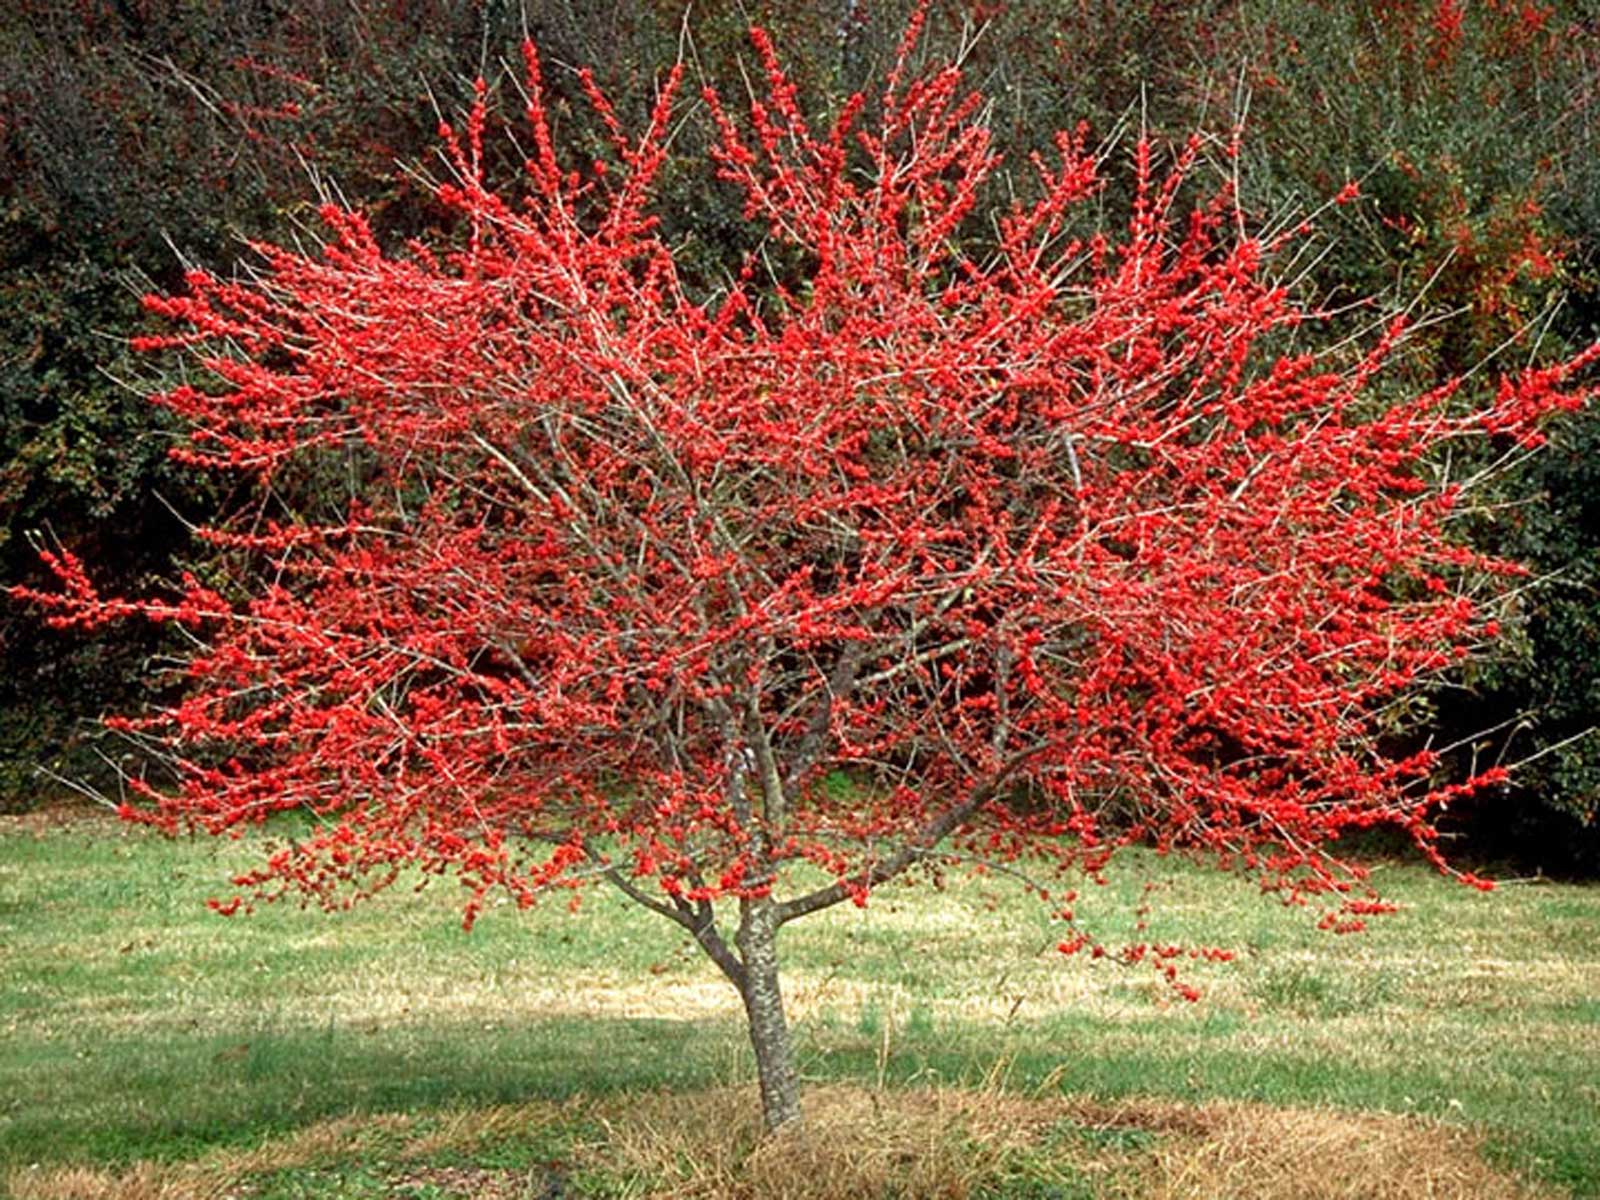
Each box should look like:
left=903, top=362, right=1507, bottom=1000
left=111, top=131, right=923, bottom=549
left=4, top=1165, right=184, bottom=1200
left=4, top=1161, right=547, bottom=1200
left=1121, top=1096, right=1550, bottom=1200
left=11, top=1083, right=1543, bottom=1200
left=603, top=1085, right=1555, bottom=1200
left=598, top=1083, right=1081, bottom=1200
left=0, top=801, right=125, bottom=838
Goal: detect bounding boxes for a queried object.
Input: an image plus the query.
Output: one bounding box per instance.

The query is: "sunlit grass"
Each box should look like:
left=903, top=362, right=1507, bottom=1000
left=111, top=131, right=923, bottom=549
left=1, top=809, right=1596, bottom=1196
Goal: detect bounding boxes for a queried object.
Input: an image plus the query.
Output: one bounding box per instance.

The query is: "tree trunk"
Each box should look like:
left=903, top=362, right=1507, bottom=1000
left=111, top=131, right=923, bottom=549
left=736, top=899, right=802, bottom=1131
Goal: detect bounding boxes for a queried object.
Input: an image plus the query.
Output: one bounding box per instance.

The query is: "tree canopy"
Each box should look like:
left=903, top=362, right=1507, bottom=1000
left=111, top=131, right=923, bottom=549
left=13, top=15, right=1598, bottom=1128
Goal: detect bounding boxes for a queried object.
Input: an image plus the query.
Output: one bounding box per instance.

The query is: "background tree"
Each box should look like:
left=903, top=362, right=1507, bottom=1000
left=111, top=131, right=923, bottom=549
left=14, top=19, right=1596, bottom=1130
left=1204, top=0, right=1600, bottom=863
left=0, top=0, right=903, bottom=803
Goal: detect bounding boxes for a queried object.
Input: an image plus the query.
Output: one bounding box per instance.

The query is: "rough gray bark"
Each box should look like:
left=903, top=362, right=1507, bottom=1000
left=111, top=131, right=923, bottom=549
left=735, top=897, right=802, bottom=1131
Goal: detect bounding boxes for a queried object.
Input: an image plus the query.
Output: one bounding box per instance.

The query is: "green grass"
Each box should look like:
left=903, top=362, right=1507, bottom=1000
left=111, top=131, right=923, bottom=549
left=1, top=812, right=1597, bottom=1196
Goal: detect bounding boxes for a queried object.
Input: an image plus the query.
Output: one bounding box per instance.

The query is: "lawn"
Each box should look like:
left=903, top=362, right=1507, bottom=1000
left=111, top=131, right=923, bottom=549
left=1, top=806, right=1596, bottom=1198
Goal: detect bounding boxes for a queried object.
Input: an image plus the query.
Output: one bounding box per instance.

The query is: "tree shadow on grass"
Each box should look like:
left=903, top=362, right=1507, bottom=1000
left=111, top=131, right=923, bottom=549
left=3, top=1013, right=742, bottom=1168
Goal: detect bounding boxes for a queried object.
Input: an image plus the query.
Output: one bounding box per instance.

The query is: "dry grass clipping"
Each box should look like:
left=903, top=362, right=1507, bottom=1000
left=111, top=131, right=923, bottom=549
left=1113, top=1096, right=1550, bottom=1200
left=595, top=1085, right=1551, bottom=1200
left=6, top=1085, right=1554, bottom=1200
left=598, top=1083, right=1083, bottom=1200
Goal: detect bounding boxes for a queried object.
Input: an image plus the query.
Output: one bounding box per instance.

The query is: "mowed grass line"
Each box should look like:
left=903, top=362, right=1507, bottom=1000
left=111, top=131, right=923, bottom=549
left=1, top=810, right=1596, bottom=1197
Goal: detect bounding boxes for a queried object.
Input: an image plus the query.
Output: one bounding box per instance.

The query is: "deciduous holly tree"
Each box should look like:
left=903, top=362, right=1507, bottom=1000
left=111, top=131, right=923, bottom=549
left=14, top=12, right=1596, bottom=1131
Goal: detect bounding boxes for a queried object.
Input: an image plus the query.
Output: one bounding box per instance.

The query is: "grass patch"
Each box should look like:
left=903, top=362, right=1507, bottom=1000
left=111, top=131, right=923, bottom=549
left=2, top=809, right=1597, bottom=1196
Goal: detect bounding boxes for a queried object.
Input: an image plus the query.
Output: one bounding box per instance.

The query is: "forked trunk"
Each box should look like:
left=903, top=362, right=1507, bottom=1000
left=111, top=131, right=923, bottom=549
left=736, top=900, right=802, bottom=1131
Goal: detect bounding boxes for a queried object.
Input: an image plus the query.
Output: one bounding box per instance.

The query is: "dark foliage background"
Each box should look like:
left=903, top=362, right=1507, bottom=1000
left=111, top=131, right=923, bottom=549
left=2, top=0, right=1596, bottom=869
